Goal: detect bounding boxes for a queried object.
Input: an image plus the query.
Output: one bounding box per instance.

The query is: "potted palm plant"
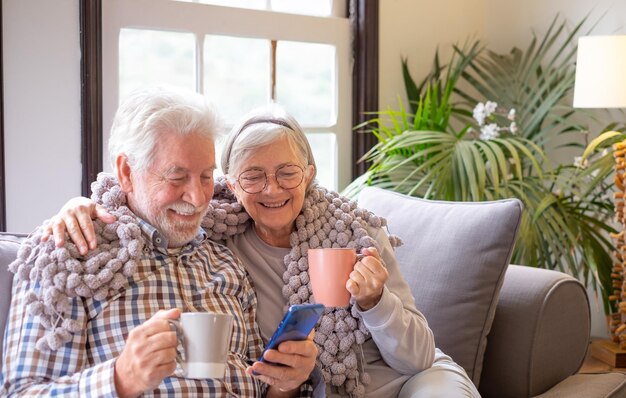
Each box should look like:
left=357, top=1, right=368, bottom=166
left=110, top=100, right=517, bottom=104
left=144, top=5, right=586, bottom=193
left=344, top=15, right=620, bottom=312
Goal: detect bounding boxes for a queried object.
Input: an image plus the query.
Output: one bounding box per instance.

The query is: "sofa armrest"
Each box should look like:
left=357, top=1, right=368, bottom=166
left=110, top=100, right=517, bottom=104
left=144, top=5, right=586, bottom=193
left=0, top=233, right=26, bottom=373
left=479, top=265, right=590, bottom=398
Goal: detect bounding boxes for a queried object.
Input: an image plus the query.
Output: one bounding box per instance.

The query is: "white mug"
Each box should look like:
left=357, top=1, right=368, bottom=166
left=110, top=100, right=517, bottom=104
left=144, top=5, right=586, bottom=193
left=169, top=312, right=234, bottom=379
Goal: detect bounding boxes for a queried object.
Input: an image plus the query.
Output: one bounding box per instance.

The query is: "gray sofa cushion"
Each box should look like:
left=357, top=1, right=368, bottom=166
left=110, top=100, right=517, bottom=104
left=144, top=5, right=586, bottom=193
left=358, top=187, right=522, bottom=386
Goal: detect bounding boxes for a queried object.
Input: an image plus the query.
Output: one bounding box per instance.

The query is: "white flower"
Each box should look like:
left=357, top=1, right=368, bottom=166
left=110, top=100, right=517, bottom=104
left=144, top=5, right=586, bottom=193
left=480, top=123, right=500, bottom=140
left=473, top=100, right=516, bottom=136
left=507, top=108, right=516, bottom=121
left=485, top=101, right=498, bottom=115
left=473, top=102, right=486, bottom=126
left=573, top=156, right=588, bottom=169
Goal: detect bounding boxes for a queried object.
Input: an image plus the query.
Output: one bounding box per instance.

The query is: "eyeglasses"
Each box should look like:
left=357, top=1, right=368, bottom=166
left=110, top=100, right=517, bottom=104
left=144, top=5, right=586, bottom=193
left=237, top=164, right=305, bottom=194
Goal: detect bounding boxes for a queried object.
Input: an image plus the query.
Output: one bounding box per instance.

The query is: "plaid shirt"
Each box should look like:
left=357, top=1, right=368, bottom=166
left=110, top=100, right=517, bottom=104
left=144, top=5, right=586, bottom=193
left=1, top=221, right=266, bottom=397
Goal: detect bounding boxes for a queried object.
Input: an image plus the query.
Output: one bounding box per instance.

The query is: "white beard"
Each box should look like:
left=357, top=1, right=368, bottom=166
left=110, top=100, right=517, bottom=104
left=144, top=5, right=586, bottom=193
left=131, top=196, right=207, bottom=247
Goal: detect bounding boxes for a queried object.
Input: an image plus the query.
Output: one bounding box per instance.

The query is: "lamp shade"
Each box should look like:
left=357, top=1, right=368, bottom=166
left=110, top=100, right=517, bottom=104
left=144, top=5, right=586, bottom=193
left=573, top=35, right=626, bottom=108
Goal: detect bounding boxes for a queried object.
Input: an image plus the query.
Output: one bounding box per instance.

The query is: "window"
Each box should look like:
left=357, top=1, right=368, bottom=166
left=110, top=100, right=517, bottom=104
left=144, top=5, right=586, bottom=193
left=102, top=0, right=351, bottom=190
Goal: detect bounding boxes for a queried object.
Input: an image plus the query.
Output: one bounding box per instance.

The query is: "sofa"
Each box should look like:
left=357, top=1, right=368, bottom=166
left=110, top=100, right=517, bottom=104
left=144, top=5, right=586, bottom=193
left=357, top=187, right=626, bottom=398
left=2, top=187, right=626, bottom=397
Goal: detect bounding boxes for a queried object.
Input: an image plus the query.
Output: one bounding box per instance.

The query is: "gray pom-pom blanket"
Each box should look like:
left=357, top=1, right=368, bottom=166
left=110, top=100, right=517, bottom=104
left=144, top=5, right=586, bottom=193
left=9, top=173, right=402, bottom=397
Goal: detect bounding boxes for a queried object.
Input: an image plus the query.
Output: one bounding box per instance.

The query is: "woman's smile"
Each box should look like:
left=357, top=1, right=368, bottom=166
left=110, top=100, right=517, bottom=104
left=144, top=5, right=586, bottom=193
left=259, top=199, right=289, bottom=208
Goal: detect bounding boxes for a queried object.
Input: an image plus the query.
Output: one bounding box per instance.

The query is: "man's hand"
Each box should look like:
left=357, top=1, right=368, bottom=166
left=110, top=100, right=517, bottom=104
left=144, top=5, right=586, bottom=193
left=40, top=197, right=116, bottom=255
left=346, top=247, right=389, bottom=311
left=247, top=331, right=317, bottom=397
left=114, top=308, right=181, bottom=398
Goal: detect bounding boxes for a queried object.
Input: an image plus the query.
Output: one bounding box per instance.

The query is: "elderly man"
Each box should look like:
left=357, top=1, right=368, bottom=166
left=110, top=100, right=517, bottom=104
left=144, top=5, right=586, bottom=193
left=1, top=87, right=316, bottom=397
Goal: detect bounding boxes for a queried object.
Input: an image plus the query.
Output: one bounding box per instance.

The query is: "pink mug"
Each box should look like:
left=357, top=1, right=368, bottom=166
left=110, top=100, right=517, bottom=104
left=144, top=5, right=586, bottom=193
left=308, top=248, right=357, bottom=307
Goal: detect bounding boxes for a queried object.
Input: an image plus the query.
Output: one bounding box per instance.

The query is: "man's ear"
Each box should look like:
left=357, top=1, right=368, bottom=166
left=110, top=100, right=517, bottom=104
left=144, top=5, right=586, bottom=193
left=116, top=154, right=134, bottom=193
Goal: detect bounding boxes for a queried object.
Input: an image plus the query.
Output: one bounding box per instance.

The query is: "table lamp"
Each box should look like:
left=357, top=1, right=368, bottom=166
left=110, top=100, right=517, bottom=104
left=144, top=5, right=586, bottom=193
left=574, top=35, right=626, bottom=367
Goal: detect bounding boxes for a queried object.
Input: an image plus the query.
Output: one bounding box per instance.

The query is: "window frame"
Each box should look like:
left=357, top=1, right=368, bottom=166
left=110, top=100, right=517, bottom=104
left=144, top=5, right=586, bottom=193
left=80, top=0, right=103, bottom=197
left=72, top=0, right=378, bottom=216
left=350, top=0, right=379, bottom=178
left=101, top=0, right=352, bottom=189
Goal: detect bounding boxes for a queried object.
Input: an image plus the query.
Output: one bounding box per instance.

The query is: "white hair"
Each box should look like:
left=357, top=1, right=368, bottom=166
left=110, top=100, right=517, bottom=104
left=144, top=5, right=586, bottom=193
left=108, top=86, right=221, bottom=172
left=221, top=104, right=317, bottom=185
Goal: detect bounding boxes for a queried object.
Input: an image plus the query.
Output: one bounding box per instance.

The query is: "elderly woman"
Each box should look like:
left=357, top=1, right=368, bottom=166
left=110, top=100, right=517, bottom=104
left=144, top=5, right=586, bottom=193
left=44, top=105, right=480, bottom=397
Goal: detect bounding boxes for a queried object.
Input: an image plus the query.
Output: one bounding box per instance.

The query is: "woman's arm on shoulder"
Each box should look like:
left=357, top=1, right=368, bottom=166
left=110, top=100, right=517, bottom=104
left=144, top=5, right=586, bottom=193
left=40, top=197, right=116, bottom=255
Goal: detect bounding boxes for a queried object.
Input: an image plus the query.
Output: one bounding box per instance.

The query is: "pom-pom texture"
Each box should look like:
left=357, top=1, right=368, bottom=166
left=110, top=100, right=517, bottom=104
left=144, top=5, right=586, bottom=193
left=8, top=173, right=144, bottom=351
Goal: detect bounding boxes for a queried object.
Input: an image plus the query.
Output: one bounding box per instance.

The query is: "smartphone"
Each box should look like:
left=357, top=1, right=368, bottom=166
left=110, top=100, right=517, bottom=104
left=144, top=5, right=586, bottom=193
left=257, top=303, right=325, bottom=365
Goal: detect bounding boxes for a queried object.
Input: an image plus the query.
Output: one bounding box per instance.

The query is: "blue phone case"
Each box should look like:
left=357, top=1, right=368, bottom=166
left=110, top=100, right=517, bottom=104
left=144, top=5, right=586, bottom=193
left=258, top=303, right=325, bottom=365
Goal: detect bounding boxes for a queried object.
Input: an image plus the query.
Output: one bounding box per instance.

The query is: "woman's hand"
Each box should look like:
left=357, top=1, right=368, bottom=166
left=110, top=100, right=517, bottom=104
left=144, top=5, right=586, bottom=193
left=40, top=196, right=116, bottom=255
left=346, top=247, right=389, bottom=311
left=247, top=331, right=317, bottom=396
